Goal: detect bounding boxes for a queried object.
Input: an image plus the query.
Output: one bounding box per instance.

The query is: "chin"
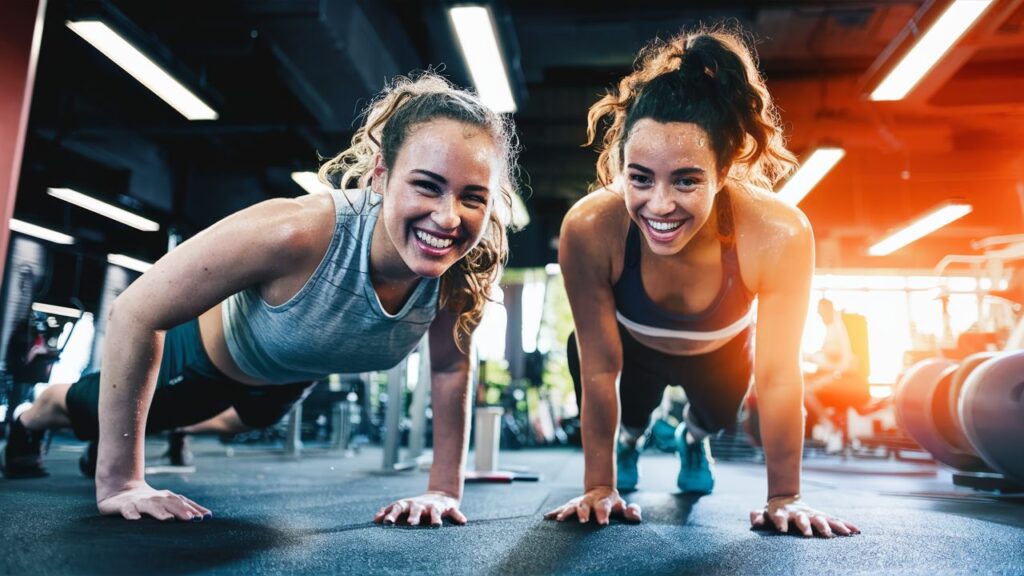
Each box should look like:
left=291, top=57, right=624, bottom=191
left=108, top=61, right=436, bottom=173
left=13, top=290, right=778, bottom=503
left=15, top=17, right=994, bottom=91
left=406, top=257, right=455, bottom=279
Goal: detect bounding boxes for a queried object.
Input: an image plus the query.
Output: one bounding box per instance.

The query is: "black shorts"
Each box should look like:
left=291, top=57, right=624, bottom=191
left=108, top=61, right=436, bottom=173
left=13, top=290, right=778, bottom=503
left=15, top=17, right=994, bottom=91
left=568, top=324, right=753, bottom=435
left=65, top=318, right=316, bottom=441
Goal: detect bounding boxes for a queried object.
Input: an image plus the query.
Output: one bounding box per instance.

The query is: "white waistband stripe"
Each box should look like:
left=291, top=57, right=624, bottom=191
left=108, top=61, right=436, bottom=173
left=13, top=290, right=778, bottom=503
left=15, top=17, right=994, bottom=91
left=615, top=305, right=754, bottom=341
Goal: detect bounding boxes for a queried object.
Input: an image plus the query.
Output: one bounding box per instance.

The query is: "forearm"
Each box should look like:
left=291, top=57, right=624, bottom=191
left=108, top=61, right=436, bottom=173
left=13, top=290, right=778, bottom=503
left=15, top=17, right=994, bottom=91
left=756, top=380, right=804, bottom=499
left=95, top=314, right=164, bottom=500
left=582, top=372, right=619, bottom=491
left=427, top=368, right=471, bottom=499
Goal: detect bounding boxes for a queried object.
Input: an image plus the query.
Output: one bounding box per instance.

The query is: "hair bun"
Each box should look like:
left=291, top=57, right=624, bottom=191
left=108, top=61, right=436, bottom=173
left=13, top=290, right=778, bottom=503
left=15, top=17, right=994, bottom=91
left=680, top=40, right=717, bottom=85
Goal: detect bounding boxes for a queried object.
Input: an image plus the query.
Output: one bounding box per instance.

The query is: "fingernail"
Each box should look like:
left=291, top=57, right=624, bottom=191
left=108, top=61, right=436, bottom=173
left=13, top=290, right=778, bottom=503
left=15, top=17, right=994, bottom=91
left=191, top=515, right=202, bottom=523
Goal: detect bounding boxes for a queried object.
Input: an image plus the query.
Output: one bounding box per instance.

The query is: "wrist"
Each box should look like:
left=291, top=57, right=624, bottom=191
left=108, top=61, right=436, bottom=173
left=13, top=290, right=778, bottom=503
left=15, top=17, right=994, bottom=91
left=767, top=493, right=800, bottom=505
left=426, top=485, right=461, bottom=500
left=95, top=472, right=140, bottom=499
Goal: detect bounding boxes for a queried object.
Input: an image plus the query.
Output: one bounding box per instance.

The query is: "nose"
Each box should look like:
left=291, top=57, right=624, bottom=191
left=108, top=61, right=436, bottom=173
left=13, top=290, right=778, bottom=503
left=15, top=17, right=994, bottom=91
left=431, top=194, right=461, bottom=230
left=647, top=183, right=676, bottom=216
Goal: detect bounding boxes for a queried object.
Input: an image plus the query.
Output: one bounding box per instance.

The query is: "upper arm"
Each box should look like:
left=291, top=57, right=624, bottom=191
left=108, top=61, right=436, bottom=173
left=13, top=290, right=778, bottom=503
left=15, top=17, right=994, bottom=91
left=112, top=197, right=321, bottom=330
left=558, top=199, right=622, bottom=378
left=753, top=205, right=815, bottom=392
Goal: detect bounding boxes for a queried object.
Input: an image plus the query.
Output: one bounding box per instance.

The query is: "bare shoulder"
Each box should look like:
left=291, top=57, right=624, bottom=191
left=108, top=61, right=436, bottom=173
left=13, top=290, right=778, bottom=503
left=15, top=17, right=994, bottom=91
left=730, top=184, right=814, bottom=292
left=561, top=187, right=629, bottom=244
left=559, top=187, right=629, bottom=279
left=233, top=192, right=337, bottom=268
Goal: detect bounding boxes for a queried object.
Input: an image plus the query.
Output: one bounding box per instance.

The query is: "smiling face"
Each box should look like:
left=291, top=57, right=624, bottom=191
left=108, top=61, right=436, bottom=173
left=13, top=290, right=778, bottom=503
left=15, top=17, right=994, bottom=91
left=621, top=119, right=723, bottom=256
left=374, top=118, right=499, bottom=280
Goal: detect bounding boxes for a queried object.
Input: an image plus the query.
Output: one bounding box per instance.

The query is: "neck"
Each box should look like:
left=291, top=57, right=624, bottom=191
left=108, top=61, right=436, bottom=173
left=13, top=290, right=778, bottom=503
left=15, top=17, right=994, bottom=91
left=369, top=217, right=419, bottom=291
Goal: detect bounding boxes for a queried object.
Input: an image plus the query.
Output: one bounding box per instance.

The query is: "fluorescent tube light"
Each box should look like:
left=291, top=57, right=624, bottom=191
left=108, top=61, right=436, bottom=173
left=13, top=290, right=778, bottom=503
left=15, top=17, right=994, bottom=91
left=107, top=253, right=153, bottom=273
left=48, top=187, right=159, bottom=232
left=776, top=147, right=845, bottom=205
left=65, top=20, right=218, bottom=121
left=868, top=201, right=973, bottom=256
left=870, top=0, right=994, bottom=101
left=32, top=302, right=83, bottom=318
left=9, top=219, right=76, bottom=245
left=448, top=6, right=517, bottom=113
left=291, top=171, right=332, bottom=194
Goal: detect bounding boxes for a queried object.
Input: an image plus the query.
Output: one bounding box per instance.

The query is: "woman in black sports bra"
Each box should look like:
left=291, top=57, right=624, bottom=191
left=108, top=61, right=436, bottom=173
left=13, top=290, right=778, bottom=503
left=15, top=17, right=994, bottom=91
left=546, top=27, right=860, bottom=538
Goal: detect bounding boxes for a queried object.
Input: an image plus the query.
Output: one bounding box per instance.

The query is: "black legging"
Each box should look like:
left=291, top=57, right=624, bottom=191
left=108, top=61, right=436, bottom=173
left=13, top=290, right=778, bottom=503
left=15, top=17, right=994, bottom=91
left=568, top=324, right=753, bottom=435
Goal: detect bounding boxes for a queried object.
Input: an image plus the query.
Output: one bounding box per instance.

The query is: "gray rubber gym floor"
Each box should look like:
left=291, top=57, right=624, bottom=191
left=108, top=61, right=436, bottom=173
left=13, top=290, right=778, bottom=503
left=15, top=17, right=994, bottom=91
left=2, top=436, right=1023, bottom=575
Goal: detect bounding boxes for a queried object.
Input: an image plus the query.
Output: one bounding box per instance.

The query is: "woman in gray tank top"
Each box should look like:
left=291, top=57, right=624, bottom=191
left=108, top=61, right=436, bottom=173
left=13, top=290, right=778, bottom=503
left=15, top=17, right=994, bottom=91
left=6, top=71, right=521, bottom=528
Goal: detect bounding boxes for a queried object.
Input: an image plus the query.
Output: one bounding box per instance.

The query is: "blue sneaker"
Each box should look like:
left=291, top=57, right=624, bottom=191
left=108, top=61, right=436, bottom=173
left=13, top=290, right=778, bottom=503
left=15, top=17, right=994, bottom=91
left=616, top=440, right=641, bottom=491
left=675, top=423, right=714, bottom=494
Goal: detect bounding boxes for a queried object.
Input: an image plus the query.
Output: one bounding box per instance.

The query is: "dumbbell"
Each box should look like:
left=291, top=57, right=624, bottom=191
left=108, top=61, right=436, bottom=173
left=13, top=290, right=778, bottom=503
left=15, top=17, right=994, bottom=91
left=945, top=352, right=1000, bottom=453
left=958, top=350, right=1024, bottom=482
left=893, top=358, right=988, bottom=471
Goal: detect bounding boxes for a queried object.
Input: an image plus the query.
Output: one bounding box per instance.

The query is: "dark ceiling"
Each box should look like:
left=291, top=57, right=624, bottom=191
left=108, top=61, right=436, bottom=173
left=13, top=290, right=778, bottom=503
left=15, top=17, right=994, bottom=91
left=14, top=0, right=1024, bottom=308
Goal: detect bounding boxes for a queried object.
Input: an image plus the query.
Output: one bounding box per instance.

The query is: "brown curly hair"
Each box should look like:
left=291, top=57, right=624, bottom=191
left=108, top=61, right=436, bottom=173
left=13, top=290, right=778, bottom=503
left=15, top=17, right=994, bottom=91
left=586, top=25, right=797, bottom=193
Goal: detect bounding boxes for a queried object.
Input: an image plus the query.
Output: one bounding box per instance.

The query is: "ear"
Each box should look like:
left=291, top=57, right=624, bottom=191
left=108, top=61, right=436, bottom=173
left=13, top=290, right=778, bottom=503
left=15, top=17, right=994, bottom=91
left=371, top=154, right=388, bottom=191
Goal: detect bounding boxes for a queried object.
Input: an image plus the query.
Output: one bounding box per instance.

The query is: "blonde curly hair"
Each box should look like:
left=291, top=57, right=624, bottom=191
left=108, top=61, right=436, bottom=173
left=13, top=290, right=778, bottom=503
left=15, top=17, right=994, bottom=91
left=319, top=71, right=520, bottom=349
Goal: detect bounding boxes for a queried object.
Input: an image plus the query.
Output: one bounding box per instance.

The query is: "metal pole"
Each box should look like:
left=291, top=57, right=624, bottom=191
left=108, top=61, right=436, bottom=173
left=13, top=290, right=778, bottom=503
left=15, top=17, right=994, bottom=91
left=407, top=335, right=431, bottom=460
left=286, top=400, right=303, bottom=457
left=382, top=358, right=407, bottom=469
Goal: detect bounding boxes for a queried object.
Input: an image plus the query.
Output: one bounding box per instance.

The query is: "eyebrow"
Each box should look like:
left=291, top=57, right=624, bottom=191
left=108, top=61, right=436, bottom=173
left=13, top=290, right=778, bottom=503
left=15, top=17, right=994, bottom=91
left=410, top=169, right=490, bottom=193
left=626, top=163, right=706, bottom=177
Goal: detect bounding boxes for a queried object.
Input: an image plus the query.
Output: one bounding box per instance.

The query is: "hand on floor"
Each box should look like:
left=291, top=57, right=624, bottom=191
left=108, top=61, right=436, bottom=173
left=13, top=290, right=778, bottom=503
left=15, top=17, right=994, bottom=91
left=544, top=487, right=642, bottom=525
left=374, top=491, right=467, bottom=527
left=96, top=480, right=212, bottom=521
left=750, top=495, right=860, bottom=537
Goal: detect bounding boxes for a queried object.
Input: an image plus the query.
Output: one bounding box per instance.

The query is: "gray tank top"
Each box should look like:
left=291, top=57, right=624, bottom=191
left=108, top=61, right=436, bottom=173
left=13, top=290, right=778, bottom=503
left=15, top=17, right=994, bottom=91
left=221, top=188, right=440, bottom=384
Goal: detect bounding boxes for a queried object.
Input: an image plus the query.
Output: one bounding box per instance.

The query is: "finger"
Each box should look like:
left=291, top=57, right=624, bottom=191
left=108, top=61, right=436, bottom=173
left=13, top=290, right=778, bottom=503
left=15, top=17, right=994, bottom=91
left=407, top=503, right=425, bottom=526
left=749, top=509, right=767, bottom=528
left=165, top=496, right=198, bottom=522
left=139, top=501, right=174, bottom=522
left=555, top=505, right=578, bottom=522
left=577, top=502, right=590, bottom=524
left=794, top=512, right=812, bottom=537
left=448, top=507, right=468, bottom=525
left=623, top=503, right=642, bottom=523
left=174, top=495, right=205, bottom=521
left=595, top=499, right=613, bottom=525
left=181, top=496, right=212, bottom=518
left=543, top=505, right=563, bottom=520
left=772, top=510, right=788, bottom=533
left=373, top=506, right=389, bottom=523
left=827, top=517, right=852, bottom=537
left=842, top=520, right=862, bottom=534
left=122, top=504, right=142, bottom=521
left=429, top=506, right=442, bottom=527
left=810, top=515, right=833, bottom=538
left=384, top=502, right=405, bottom=525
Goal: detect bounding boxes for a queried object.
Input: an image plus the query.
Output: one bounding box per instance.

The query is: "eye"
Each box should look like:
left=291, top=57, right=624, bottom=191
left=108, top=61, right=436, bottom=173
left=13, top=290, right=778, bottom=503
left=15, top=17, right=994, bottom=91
left=675, top=177, right=700, bottom=188
left=414, top=180, right=442, bottom=194
left=628, top=173, right=652, bottom=186
left=462, top=193, right=488, bottom=207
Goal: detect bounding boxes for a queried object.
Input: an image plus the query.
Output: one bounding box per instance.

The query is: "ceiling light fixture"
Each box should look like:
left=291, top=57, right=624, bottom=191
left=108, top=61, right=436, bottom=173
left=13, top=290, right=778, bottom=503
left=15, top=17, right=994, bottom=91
left=48, top=187, right=160, bottom=232
left=290, top=171, right=332, bottom=194
left=9, top=219, right=76, bottom=245
left=868, top=200, right=973, bottom=256
left=448, top=6, right=517, bottom=113
left=66, top=20, right=218, bottom=120
left=869, top=0, right=994, bottom=101
left=107, top=253, right=153, bottom=273
left=776, top=147, right=846, bottom=206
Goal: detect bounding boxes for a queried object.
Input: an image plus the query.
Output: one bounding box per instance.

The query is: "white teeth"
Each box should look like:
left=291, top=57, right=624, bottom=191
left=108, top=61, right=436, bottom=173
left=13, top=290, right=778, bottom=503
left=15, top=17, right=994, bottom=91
left=645, top=218, right=682, bottom=232
left=415, top=230, right=454, bottom=249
